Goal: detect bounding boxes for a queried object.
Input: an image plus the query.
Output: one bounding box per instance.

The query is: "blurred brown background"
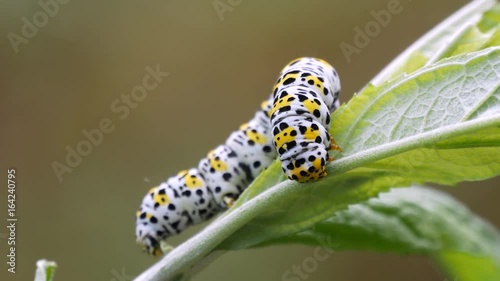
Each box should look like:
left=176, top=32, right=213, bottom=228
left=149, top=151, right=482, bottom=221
left=1, top=0, right=499, bottom=280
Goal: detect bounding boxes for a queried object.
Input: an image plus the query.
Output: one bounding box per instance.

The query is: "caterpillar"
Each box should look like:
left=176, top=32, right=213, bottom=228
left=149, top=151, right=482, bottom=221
left=271, top=57, right=342, bottom=182
left=135, top=57, right=341, bottom=256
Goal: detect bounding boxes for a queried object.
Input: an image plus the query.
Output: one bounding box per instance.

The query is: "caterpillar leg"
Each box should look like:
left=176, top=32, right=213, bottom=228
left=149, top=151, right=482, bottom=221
left=223, top=195, right=236, bottom=208
left=329, top=137, right=342, bottom=152
left=328, top=138, right=342, bottom=162
left=159, top=241, right=175, bottom=256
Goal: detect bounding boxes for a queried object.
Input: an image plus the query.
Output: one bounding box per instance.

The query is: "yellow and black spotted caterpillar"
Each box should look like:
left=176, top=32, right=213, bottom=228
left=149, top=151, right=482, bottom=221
left=135, top=57, right=341, bottom=256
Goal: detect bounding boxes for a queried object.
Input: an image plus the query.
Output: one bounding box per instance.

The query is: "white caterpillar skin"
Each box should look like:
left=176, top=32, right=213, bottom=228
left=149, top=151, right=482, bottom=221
left=135, top=57, right=340, bottom=256
left=135, top=101, right=276, bottom=256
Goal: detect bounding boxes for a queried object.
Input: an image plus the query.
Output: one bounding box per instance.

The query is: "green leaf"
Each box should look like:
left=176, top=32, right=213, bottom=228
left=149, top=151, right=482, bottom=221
left=260, top=187, right=500, bottom=281
left=436, top=251, right=500, bottom=281
left=258, top=187, right=500, bottom=261
left=371, top=0, right=498, bottom=84
left=34, top=260, right=57, bottom=281
left=432, top=25, right=495, bottom=63
left=333, top=48, right=500, bottom=154
left=478, top=3, right=500, bottom=31
left=483, top=28, right=500, bottom=49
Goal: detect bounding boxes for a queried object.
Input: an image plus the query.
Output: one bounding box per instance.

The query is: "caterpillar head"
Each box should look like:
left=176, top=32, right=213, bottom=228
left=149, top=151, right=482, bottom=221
left=135, top=208, right=163, bottom=257
left=135, top=183, right=181, bottom=257
left=282, top=143, right=329, bottom=182
left=135, top=172, right=219, bottom=256
left=135, top=219, right=164, bottom=257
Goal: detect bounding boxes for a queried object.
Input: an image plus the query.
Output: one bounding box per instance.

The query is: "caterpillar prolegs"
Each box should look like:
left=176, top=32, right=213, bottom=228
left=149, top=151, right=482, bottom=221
left=135, top=57, right=341, bottom=256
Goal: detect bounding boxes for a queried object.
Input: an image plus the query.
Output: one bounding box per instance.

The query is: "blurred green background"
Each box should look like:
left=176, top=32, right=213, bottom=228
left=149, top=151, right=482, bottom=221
left=1, top=0, right=499, bottom=280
